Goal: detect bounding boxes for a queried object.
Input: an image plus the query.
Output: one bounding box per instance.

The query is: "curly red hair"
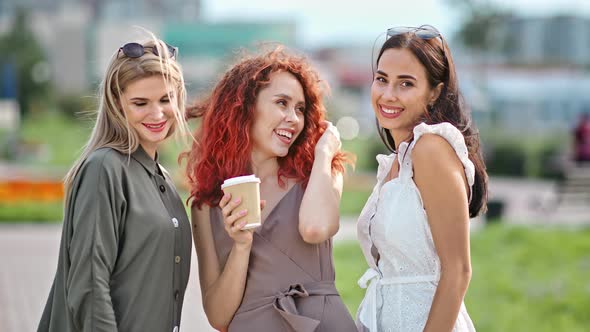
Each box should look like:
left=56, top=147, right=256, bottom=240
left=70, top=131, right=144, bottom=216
left=183, top=47, right=350, bottom=208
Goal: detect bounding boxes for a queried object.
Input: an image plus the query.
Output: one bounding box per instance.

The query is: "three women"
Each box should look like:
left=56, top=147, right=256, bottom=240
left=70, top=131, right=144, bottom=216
left=40, top=24, right=486, bottom=332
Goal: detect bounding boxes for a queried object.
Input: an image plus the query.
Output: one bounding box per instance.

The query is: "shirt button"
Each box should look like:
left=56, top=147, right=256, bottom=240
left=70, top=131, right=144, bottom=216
left=175, top=290, right=179, bottom=300
left=175, top=256, right=181, bottom=263
left=159, top=185, right=166, bottom=193
left=172, top=218, right=179, bottom=228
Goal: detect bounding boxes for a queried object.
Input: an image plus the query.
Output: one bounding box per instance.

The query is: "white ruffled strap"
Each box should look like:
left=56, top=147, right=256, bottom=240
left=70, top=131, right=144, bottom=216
left=408, top=122, right=476, bottom=201
left=357, top=268, right=381, bottom=332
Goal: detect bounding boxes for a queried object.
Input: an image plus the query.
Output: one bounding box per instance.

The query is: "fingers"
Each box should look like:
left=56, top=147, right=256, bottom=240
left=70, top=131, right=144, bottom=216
left=228, top=210, right=248, bottom=232
left=321, top=121, right=339, bottom=137
left=219, top=192, right=251, bottom=235
left=329, top=123, right=341, bottom=142
left=223, top=207, right=249, bottom=235
left=219, top=192, right=232, bottom=209
left=322, top=121, right=342, bottom=148
left=221, top=194, right=240, bottom=219
left=327, top=121, right=340, bottom=135
left=315, top=120, right=342, bottom=160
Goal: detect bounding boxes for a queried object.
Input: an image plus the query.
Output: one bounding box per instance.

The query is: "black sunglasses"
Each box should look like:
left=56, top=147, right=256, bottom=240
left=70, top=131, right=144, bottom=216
left=118, top=42, right=178, bottom=59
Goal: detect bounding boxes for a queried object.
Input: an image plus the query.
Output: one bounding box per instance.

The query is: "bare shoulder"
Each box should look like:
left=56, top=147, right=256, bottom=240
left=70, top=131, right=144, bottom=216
left=412, top=133, right=460, bottom=169
left=411, top=133, right=468, bottom=201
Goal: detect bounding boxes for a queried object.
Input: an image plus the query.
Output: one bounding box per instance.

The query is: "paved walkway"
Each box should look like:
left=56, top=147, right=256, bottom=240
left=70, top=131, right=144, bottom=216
left=486, top=177, right=590, bottom=226
left=0, top=222, right=362, bottom=332
left=0, top=224, right=214, bottom=332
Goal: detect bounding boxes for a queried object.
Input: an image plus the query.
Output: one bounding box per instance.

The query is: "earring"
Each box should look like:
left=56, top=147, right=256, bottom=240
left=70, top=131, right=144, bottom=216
left=427, top=104, right=434, bottom=112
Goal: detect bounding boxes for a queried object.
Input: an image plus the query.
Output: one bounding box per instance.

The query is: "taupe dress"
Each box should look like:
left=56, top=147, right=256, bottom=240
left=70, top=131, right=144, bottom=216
left=210, top=183, right=356, bottom=332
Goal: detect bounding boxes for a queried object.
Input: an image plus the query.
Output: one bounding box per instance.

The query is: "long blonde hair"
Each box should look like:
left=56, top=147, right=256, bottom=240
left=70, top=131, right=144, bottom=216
left=63, top=36, right=189, bottom=195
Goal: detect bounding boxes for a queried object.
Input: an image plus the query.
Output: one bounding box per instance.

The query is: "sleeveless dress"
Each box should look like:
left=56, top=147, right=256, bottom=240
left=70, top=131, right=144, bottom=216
left=210, top=183, right=357, bottom=332
left=356, top=122, right=477, bottom=332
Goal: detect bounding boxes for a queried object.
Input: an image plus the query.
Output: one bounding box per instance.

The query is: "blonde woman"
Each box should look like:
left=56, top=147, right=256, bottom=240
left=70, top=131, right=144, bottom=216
left=38, top=38, right=192, bottom=332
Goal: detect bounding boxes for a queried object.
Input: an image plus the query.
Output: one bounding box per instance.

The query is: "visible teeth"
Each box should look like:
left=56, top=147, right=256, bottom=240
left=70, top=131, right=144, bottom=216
left=275, top=130, right=292, bottom=139
left=145, top=123, right=164, bottom=128
left=382, top=107, right=401, bottom=114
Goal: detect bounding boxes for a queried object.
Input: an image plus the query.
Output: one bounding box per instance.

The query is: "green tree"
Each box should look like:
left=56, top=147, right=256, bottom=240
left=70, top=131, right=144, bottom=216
left=445, top=0, right=512, bottom=52
left=0, top=7, right=51, bottom=117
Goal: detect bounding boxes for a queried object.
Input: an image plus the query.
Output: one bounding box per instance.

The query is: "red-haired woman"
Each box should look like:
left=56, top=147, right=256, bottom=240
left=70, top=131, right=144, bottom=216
left=183, top=47, right=356, bottom=331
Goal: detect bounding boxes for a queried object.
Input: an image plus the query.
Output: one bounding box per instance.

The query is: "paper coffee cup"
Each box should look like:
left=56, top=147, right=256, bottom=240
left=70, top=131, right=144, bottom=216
left=221, top=175, right=261, bottom=229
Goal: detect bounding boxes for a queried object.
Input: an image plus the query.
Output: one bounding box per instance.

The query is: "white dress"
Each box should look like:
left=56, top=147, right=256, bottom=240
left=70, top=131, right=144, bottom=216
left=356, top=122, right=476, bottom=332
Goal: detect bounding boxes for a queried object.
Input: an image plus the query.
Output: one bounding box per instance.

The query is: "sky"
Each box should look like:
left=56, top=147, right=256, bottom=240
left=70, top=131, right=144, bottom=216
left=201, top=0, right=590, bottom=47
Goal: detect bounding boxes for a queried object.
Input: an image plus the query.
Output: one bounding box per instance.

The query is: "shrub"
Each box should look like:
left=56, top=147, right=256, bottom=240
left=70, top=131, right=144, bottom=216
left=485, top=142, right=527, bottom=177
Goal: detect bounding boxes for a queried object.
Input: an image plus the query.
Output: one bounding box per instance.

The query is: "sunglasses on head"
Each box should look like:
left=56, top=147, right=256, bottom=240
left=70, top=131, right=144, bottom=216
left=386, top=25, right=442, bottom=40
left=385, top=25, right=447, bottom=62
left=118, top=42, right=178, bottom=59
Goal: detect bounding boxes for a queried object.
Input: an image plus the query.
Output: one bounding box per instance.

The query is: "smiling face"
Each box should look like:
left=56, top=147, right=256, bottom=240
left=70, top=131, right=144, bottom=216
left=121, top=75, right=176, bottom=157
left=250, top=70, right=306, bottom=161
left=371, top=47, right=441, bottom=145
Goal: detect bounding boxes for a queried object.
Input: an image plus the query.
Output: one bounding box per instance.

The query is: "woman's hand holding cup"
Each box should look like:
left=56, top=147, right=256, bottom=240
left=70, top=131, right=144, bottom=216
left=219, top=192, right=254, bottom=248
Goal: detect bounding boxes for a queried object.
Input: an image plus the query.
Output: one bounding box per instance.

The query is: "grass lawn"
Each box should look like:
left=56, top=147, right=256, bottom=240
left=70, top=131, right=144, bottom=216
left=19, top=112, right=90, bottom=166
left=0, top=202, right=63, bottom=222
left=340, top=188, right=371, bottom=216
left=18, top=111, right=191, bottom=168
left=341, top=136, right=387, bottom=172
left=333, top=224, right=590, bottom=331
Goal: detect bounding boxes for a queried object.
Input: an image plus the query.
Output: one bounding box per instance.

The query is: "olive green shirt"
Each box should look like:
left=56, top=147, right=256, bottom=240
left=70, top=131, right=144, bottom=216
left=38, top=146, right=192, bottom=332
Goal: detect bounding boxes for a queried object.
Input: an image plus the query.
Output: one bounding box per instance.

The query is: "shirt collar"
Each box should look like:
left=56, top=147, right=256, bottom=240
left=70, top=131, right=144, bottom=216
left=131, top=145, right=159, bottom=176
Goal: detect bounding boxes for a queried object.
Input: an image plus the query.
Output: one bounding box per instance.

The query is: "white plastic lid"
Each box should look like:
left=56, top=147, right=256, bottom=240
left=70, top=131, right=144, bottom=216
left=221, top=174, right=261, bottom=189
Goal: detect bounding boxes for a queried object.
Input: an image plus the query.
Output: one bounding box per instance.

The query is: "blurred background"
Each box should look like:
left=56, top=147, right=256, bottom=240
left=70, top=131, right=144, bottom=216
left=1, top=0, right=589, bottom=331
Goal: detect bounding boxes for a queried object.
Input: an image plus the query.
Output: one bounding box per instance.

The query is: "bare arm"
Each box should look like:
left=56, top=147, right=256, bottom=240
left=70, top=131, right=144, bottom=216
left=191, top=194, right=253, bottom=330
left=299, top=121, right=343, bottom=244
left=412, top=134, right=472, bottom=332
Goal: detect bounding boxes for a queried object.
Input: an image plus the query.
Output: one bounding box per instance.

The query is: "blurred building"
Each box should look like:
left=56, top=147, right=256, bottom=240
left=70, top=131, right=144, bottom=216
left=310, top=45, right=374, bottom=137
left=0, top=0, right=201, bottom=21
left=96, top=0, right=201, bottom=21
left=0, top=0, right=60, bottom=15
left=94, top=20, right=297, bottom=93
left=4, top=2, right=588, bottom=137
left=493, top=15, right=590, bottom=66
left=0, top=0, right=296, bottom=96
left=454, top=15, right=590, bottom=133
left=459, top=66, right=590, bottom=133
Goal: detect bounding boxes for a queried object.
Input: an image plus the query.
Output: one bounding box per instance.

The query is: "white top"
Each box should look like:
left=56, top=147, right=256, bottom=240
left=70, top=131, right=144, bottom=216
left=356, top=122, right=476, bottom=332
